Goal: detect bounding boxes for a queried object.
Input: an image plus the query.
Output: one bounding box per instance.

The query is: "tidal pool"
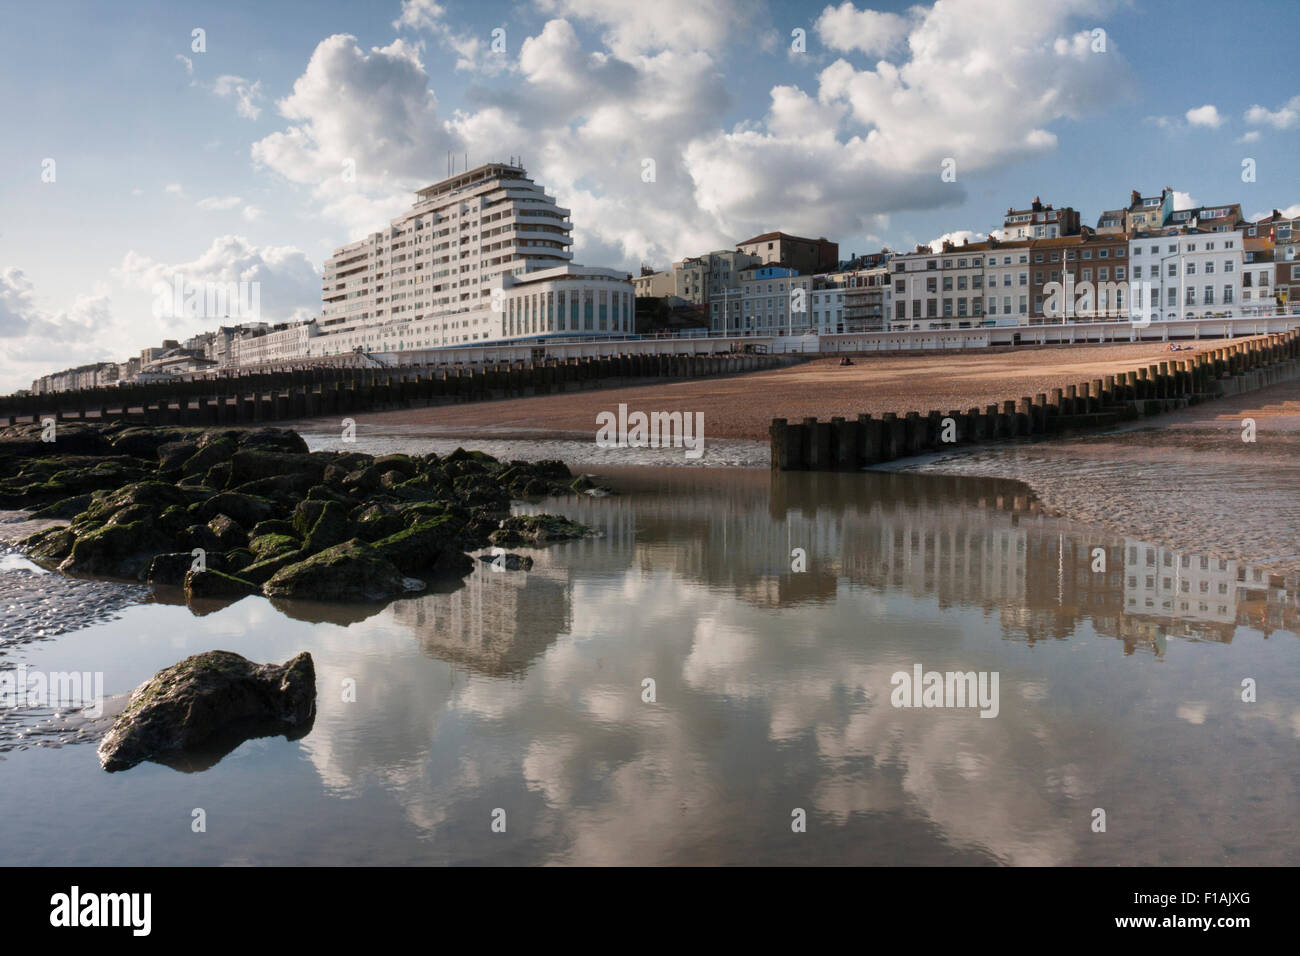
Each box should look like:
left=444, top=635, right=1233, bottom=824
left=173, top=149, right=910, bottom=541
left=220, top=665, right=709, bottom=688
left=1, top=467, right=1297, bottom=865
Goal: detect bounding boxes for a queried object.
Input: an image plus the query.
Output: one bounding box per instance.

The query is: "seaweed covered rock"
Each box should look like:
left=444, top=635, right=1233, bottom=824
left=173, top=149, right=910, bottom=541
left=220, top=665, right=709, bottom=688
left=479, top=551, right=534, bottom=571
left=263, top=540, right=423, bottom=602
left=97, top=650, right=316, bottom=772
left=370, top=515, right=464, bottom=575
left=489, top=513, right=594, bottom=547
left=184, top=568, right=259, bottom=601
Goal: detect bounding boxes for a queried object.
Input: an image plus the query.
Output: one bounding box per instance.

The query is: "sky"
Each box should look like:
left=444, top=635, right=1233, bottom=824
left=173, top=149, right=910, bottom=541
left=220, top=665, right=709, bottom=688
left=1, top=0, right=1298, bottom=392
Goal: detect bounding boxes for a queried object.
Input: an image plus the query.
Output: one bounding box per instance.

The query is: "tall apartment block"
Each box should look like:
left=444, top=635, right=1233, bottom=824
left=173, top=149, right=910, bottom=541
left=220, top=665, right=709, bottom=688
left=310, top=162, right=634, bottom=357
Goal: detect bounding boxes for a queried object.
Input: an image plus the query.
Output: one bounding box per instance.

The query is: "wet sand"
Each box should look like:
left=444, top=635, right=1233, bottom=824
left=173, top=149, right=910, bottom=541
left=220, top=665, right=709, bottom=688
left=911, top=378, right=1300, bottom=573
left=288, top=339, right=1247, bottom=441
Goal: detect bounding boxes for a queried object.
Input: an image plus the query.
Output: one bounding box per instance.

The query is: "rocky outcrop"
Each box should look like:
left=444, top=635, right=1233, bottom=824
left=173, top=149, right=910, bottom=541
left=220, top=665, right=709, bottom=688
left=97, top=650, right=316, bottom=772
left=7, top=423, right=595, bottom=605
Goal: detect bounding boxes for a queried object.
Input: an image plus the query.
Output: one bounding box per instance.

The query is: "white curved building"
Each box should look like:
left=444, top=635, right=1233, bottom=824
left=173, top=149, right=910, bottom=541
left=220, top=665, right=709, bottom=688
left=308, top=162, right=633, bottom=357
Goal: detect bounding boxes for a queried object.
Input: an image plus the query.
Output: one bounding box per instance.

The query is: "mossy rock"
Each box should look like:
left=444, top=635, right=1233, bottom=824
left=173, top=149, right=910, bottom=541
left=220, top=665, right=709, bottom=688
left=180, top=436, right=238, bottom=477
left=370, top=515, right=464, bottom=575
left=21, top=526, right=76, bottom=563
left=194, top=492, right=278, bottom=529
left=157, top=440, right=199, bottom=472
left=263, top=539, right=422, bottom=602
left=59, top=519, right=170, bottom=578
left=251, top=519, right=297, bottom=539
left=238, top=548, right=304, bottom=585
left=489, top=513, right=593, bottom=547
left=249, top=533, right=298, bottom=562
left=96, top=650, right=315, bottom=772
left=207, top=514, right=247, bottom=551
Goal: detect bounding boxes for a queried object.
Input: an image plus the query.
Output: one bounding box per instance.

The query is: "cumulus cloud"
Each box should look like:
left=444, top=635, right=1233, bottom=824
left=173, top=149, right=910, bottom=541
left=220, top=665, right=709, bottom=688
left=1244, top=95, right=1300, bottom=130
left=926, top=230, right=988, bottom=252
left=0, top=269, right=123, bottom=392
left=213, top=75, right=265, bottom=120
left=251, top=35, right=457, bottom=237
left=249, top=0, right=1132, bottom=271
left=1184, top=103, right=1222, bottom=128
left=534, top=0, right=740, bottom=57
left=117, top=235, right=320, bottom=326
left=815, top=2, right=911, bottom=56
left=392, top=0, right=510, bottom=73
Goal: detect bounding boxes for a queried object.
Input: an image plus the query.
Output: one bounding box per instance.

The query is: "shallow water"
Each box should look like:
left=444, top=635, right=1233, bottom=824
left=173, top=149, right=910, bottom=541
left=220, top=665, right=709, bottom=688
left=1, top=467, right=1297, bottom=865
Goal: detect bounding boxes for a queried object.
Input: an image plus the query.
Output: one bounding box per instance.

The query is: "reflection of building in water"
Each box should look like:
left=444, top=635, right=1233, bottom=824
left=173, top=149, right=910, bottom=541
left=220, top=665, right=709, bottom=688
left=492, top=470, right=1300, bottom=655
left=392, top=563, right=572, bottom=676
left=1124, top=539, right=1238, bottom=626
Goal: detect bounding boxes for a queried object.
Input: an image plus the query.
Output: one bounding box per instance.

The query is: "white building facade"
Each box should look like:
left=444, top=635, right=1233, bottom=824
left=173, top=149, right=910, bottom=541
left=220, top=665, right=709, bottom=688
left=1128, top=229, right=1243, bottom=322
left=308, top=162, right=632, bottom=358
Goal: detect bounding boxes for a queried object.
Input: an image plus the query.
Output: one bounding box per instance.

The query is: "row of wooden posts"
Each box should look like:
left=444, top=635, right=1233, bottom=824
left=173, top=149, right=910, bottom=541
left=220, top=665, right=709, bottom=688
left=770, top=331, right=1300, bottom=471
left=2, top=352, right=776, bottom=428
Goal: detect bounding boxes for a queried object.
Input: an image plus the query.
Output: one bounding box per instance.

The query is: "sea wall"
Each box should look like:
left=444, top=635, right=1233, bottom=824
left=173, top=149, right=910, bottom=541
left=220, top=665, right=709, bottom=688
left=3, top=353, right=781, bottom=428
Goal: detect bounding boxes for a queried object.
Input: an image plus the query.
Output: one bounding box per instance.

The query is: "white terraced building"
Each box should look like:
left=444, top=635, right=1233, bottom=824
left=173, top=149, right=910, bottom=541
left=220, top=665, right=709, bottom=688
left=307, top=162, right=634, bottom=358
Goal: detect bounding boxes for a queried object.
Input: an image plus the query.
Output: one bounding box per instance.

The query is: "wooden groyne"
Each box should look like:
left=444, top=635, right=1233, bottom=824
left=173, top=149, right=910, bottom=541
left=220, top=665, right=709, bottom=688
left=2, top=352, right=779, bottom=428
left=770, top=332, right=1300, bottom=471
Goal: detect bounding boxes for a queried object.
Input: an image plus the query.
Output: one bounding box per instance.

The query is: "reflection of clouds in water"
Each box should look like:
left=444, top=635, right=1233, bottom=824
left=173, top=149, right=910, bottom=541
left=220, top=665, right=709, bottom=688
left=215, top=466, right=1300, bottom=864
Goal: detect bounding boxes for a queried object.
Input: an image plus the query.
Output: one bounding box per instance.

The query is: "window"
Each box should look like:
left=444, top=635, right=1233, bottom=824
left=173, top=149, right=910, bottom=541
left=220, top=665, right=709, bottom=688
left=1204, top=285, right=1214, bottom=304
left=1133, top=266, right=1142, bottom=279
left=1116, top=267, right=1126, bottom=280
left=1224, top=286, right=1234, bottom=304
left=1224, top=260, right=1234, bottom=273
left=1206, top=261, right=1215, bottom=274
left=1186, top=262, right=1196, bottom=275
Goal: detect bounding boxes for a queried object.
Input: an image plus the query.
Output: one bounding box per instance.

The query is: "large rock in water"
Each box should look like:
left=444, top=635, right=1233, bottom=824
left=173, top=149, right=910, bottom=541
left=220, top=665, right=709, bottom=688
left=263, top=539, right=425, bottom=602
left=97, top=651, right=316, bottom=772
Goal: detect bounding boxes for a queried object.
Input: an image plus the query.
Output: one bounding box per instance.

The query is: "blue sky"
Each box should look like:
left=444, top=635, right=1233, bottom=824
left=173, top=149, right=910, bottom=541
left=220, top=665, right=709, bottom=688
left=1, top=0, right=1298, bottom=391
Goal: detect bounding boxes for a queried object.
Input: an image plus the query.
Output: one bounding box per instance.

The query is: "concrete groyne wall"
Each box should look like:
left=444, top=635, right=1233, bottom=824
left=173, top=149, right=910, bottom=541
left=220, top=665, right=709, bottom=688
left=770, top=332, right=1300, bottom=471
left=3, top=353, right=781, bottom=428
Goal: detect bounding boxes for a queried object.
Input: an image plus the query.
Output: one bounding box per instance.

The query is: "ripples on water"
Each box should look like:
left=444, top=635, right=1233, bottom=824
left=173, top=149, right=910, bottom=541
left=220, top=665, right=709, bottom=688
left=1, top=468, right=1297, bottom=866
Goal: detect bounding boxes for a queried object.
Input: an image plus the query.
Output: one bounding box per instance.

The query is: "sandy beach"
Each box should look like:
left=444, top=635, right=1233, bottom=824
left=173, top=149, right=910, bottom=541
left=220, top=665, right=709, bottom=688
left=288, top=338, right=1248, bottom=442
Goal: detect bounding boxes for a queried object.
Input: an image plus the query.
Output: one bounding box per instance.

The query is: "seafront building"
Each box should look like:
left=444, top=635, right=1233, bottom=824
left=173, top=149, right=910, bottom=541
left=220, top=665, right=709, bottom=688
left=305, top=162, right=635, bottom=358
left=1127, top=228, right=1244, bottom=322
left=23, top=167, right=1300, bottom=394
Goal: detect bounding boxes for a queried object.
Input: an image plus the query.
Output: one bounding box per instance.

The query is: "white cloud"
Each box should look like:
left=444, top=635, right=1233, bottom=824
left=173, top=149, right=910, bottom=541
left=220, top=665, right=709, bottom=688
left=1247, top=204, right=1300, bottom=221
left=117, top=235, right=320, bottom=325
left=392, top=0, right=509, bottom=73
left=1244, top=95, right=1300, bottom=130
left=534, top=0, right=740, bottom=57
left=175, top=54, right=194, bottom=77
left=815, top=2, right=911, bottom=56
left=250, top=0, right=1132, bottom=270
left=1172, top=191, right=1197, bottom=211
left=213, top=75, right=265, bottom=120
left=196, top=195, right=243, bottom=211
left=0, top=269, right=123, bottom=392
left=164, top=183, right=183, bottom=195
left=926, top=230, right=987, bottom=252
left=242, top=205, right=264, bottom=222
left=1184, top=104, right=1222, bottom=128
left=1238, top=130, right=1261, bottom=143
left=251, top=35, right=456, bottom=237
